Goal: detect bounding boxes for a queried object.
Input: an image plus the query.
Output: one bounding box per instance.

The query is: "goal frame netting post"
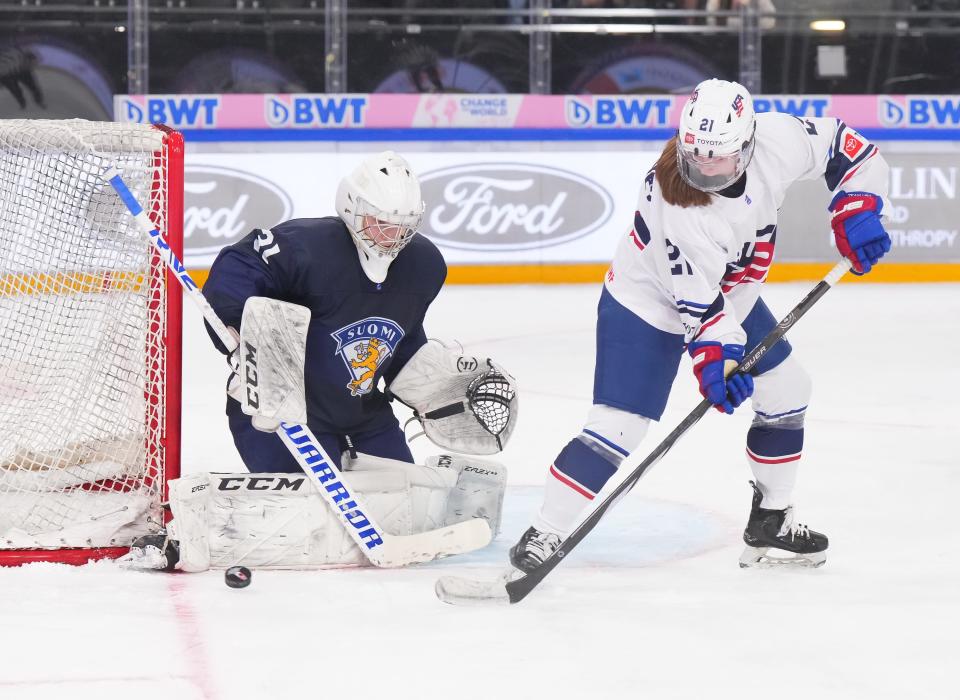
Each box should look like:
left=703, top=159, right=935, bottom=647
left=0, top=122, right=183, bottom=566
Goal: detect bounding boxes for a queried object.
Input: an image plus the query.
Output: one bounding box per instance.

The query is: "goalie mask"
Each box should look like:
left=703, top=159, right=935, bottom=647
left=676, top=79, right=756, bottom=193
left=388, top=341, right=519, bottom=456
left=335, top=151, right=426, bottom=284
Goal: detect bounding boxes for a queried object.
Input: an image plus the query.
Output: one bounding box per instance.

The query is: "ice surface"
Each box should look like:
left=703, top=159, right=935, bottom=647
left=1, top=282, right=957, bottom=700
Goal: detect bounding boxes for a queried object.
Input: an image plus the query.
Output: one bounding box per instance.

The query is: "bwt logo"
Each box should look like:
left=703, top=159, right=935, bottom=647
left=752, top=97, right=829, bottom=117
left=565, top=97, right=672, bottom=127
left=264, top=95, right=367, bottom=127
left=879, top=96, right=960, bottom=127
left=119, top=96, right=221, bottom=127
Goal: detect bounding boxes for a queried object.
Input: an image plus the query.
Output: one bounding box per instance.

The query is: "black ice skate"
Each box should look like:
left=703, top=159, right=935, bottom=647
left=740, top=481, right=828, bottom=569
left=509, top=526, right=562, bottom=573
left=119, top=531, right=181, bottom=572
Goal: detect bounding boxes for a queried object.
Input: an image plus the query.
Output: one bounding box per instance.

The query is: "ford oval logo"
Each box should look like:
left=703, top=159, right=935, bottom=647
left=184, top=165, right=294, bottom=257
left=419, top=163, right=614, bottom=251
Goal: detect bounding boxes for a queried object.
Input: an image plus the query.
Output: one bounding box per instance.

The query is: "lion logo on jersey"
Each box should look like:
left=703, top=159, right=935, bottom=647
left=331, top=317, right=405, bottom=397
left=348, top=339, right=384, bottom=395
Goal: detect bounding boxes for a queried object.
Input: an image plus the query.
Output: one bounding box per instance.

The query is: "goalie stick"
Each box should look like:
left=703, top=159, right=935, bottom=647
left=435, top=259, right=852, bottom=605
left=104, top=166, right=491, bottom=568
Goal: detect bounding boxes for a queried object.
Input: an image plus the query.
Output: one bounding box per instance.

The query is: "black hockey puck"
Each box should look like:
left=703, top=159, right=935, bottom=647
left=225, top=566, right=252, bottom=589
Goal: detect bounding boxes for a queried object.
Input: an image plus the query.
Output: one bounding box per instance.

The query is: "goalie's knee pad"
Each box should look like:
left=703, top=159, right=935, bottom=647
left=751, top=355, right=812, bottom=424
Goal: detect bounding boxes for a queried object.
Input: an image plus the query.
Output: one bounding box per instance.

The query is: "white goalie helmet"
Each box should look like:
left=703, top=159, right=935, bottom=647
left=676, top=78, right=757, bottom=192
left=335, top=150, right=426, bottom=283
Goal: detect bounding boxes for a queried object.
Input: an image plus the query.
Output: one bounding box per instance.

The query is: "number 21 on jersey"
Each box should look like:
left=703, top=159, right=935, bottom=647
left=253, top=228, right=280, bottom=264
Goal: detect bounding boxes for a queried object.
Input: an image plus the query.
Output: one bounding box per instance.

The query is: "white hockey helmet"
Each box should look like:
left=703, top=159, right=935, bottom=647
left=676, top=78, right=756, bottom=192
left=335, top=150, right=426, bottom=283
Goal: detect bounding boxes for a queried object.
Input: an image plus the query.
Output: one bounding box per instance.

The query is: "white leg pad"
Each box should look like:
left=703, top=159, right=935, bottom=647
left=424, top=453, right=507, bottom=537
left=346, top=451, right=507, bottom=537
left=167, top=452, right=506, bottom=571
left=169, top=470, right=412, bottom=571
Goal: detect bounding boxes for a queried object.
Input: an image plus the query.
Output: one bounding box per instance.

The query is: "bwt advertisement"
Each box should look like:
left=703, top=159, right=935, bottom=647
left=116, top=93, right=960, bottom=130
left=180, top=149, right=958, bottom=269
left=143, top=91, right=957, bottom=270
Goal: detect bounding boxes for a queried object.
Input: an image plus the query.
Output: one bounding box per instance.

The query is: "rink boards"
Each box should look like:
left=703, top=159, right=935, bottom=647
left=113, top=93, right=960, bottom=283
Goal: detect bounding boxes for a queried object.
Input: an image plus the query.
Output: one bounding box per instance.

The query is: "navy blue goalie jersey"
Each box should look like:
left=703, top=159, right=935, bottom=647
left=202, top=217, right=447, bottom=436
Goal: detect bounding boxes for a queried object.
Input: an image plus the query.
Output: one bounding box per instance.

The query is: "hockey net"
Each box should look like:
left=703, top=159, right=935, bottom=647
left=0, top=120, right=182, bottom=565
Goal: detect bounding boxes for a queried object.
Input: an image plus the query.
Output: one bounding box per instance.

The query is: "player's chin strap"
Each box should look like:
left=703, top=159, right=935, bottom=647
left=402, top=364, right=517, bottom=452
left=389, top=341, right=519, bottom=456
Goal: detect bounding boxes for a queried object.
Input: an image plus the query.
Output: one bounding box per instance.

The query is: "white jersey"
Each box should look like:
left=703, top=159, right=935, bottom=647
left=605, top=111, right=889, bottom=346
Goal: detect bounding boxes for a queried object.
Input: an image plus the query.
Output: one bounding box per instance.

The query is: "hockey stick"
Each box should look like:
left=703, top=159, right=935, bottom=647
left=436, top=259, right=852, bottom=604
left=104, top=167, right=491, bottom=567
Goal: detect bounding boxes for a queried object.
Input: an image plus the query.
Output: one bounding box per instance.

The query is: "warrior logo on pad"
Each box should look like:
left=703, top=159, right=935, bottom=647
left=331, top=317, right=405, bottom=396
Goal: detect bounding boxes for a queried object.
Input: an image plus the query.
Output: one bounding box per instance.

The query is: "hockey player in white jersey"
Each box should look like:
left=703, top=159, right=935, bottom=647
left=510, top=78, right=892, bottom=571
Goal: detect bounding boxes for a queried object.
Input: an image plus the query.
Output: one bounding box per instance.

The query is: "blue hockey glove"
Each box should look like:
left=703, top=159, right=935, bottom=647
left=688, top=341, right=754, bottom=414
left=829, top=191, right=892, bottom=275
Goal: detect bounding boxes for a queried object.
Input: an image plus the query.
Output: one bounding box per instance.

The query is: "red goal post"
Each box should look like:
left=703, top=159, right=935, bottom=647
left=0, top=121, right=183, bottom=566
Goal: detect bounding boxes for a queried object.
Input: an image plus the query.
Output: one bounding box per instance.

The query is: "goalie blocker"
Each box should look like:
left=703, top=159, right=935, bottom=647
left=122, top=452, right=506, bottom=572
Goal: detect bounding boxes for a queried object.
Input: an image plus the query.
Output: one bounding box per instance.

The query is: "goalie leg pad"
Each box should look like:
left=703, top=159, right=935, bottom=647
left=167, top=473, right=213, bottom=572
left=424, top=454, right=507, bottom=537
left=166, top=471, right=413, bottom=571
left=159, top=452, right=505, bottom=570
left=344, top=452, right=457, bottom=536
left=346, top=452, right=507, bottom=538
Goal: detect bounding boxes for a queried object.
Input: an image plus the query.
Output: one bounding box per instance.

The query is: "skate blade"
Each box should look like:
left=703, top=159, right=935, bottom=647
left=434, top=569, right=521, bottom=606
left=739, top=546, right=826, bottom=569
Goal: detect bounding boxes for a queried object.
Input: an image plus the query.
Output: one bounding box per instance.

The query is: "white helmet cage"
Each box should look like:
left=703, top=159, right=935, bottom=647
left=676, top=79, right=757, bottom=193
left=335, top=151, right=426, bottom=283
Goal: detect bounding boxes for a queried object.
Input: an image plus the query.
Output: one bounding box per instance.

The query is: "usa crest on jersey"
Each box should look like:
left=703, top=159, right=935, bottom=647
left=330, top=317, right=405, bottom=396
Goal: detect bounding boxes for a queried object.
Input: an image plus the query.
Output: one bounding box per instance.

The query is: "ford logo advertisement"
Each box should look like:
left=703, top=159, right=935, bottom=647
left=419, top=163, right=614, bottom=251
left=184, top=165, right=294, bottom=261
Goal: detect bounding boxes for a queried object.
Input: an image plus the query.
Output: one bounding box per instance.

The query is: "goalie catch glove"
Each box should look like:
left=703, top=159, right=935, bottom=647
left=388, top=340, right=518, bottom=455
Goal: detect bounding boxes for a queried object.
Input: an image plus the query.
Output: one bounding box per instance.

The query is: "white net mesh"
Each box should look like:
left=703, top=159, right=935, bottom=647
left=0, top=120, right=177, bottom=552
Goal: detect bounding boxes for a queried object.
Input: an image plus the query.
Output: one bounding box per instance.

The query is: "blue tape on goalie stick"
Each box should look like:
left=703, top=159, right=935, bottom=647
left=105, top=171, right=144, bottom=217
